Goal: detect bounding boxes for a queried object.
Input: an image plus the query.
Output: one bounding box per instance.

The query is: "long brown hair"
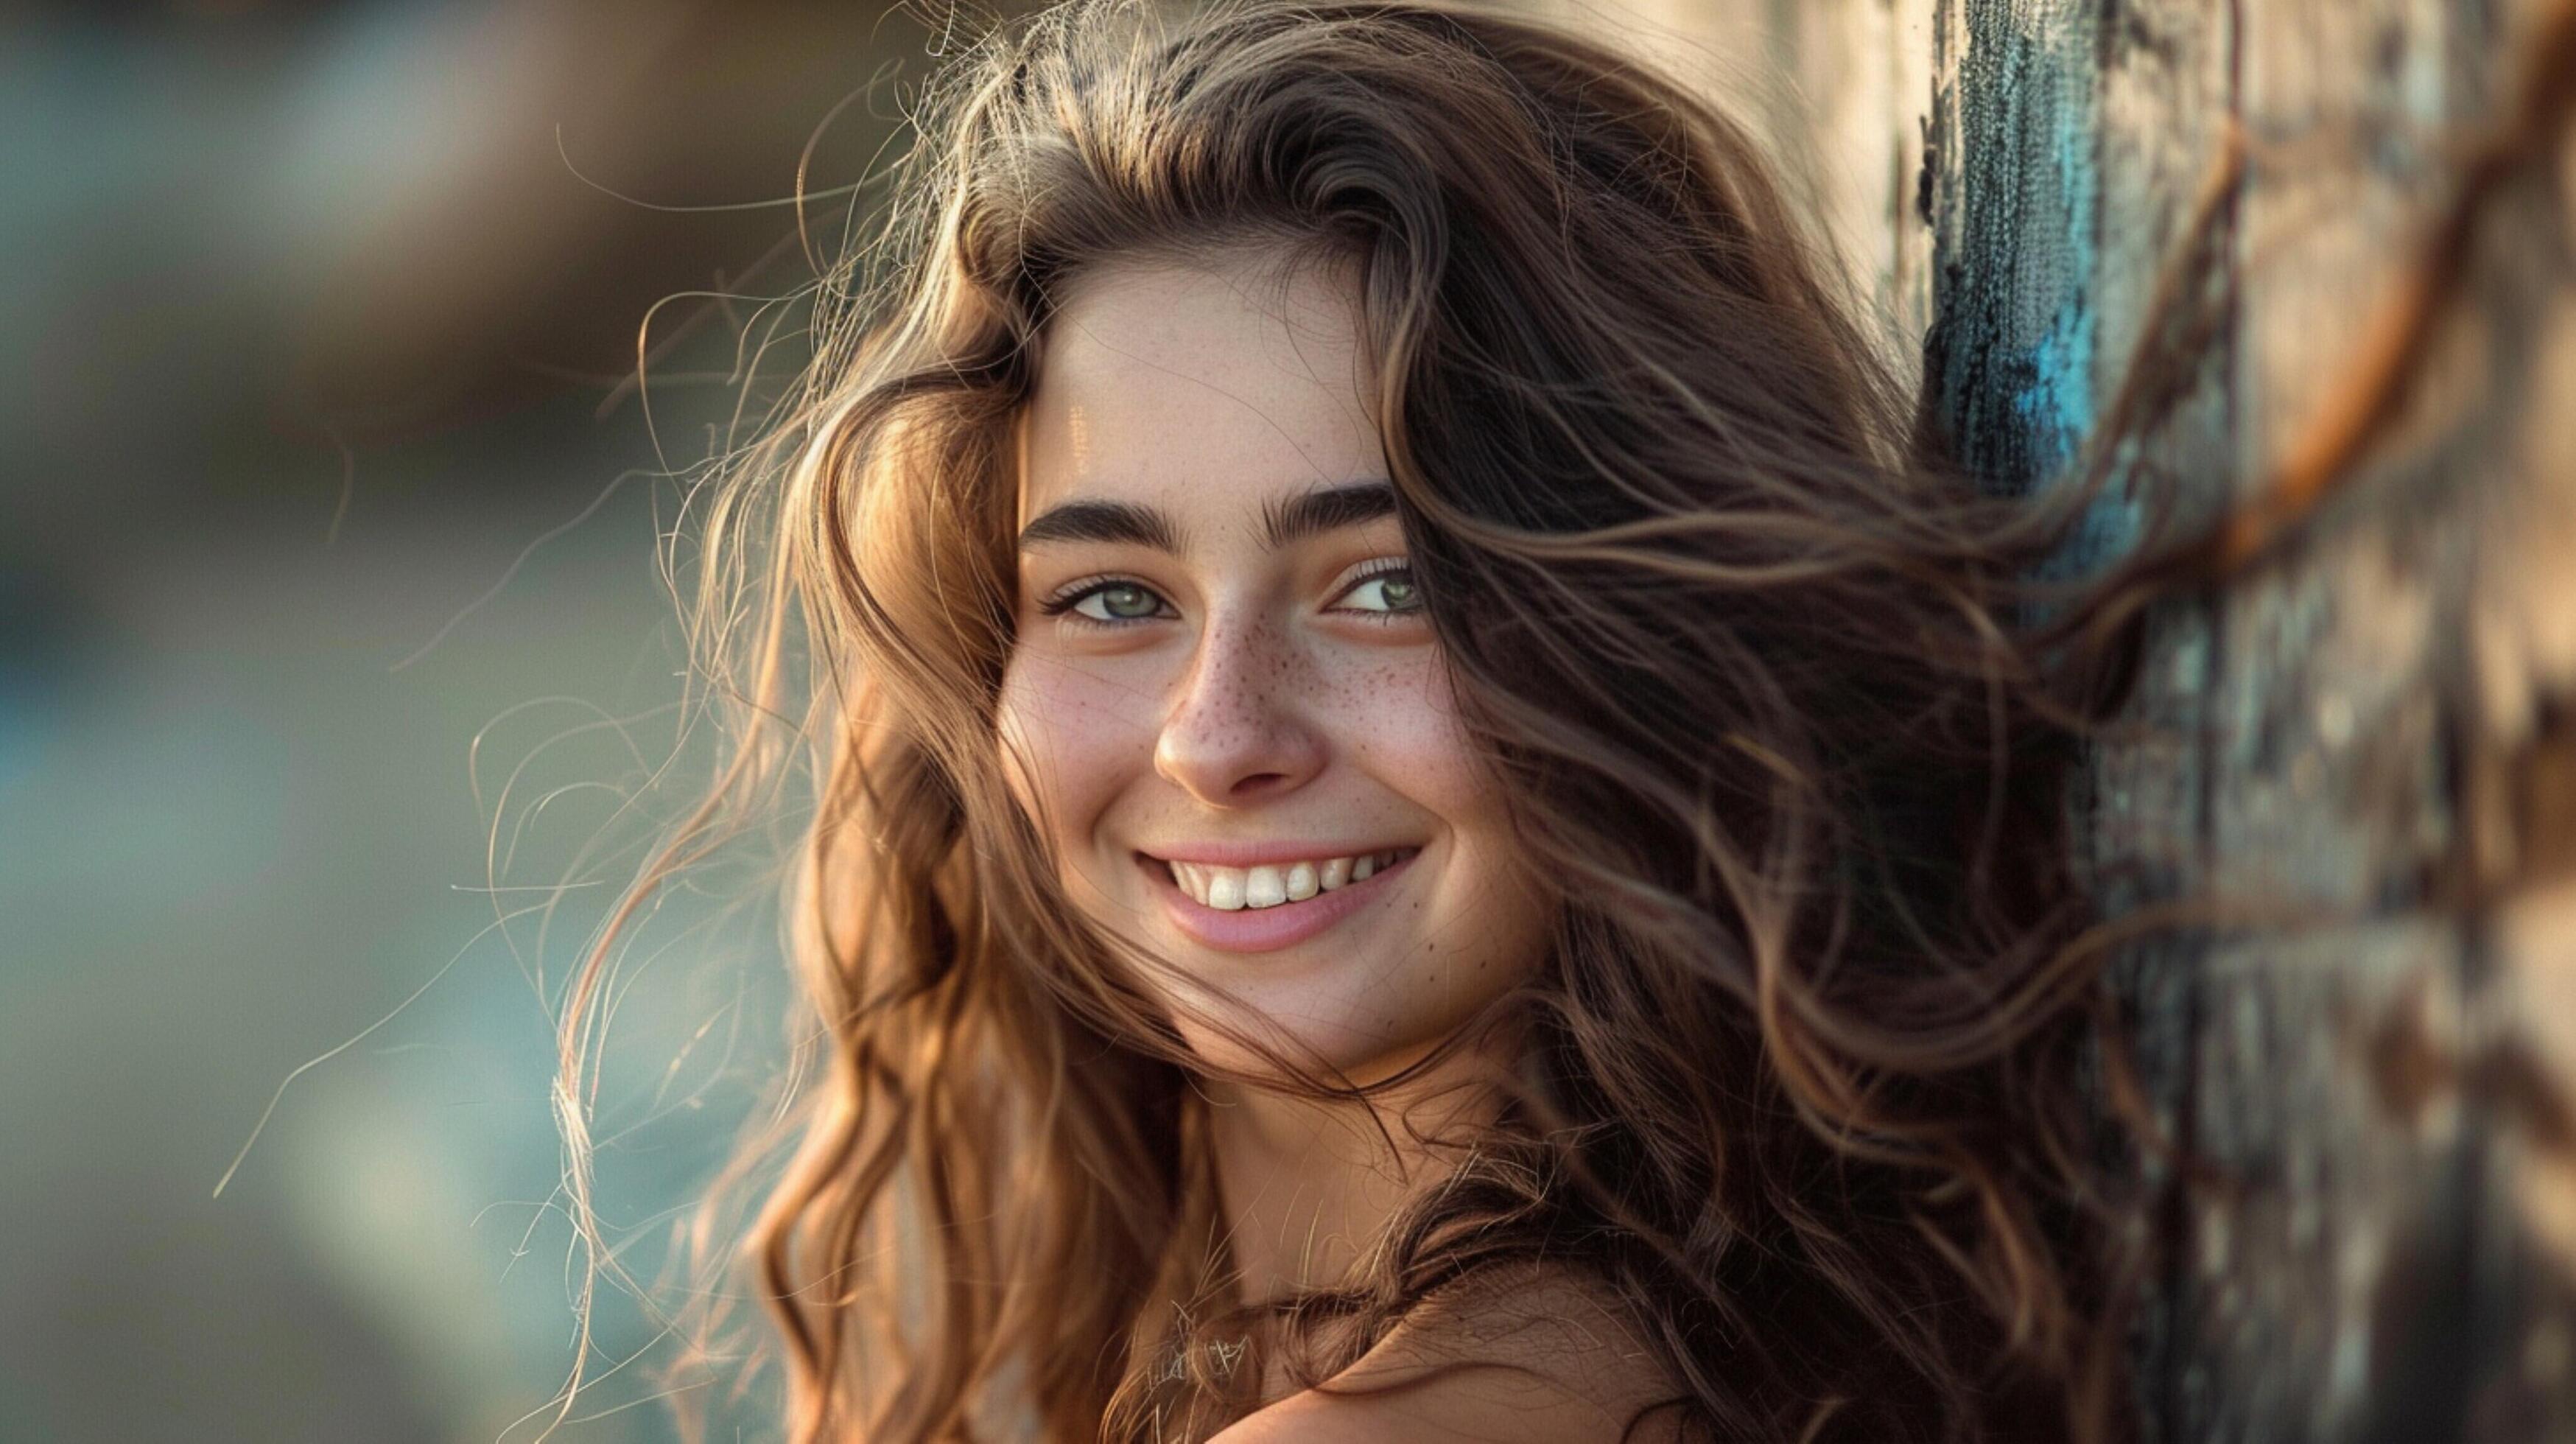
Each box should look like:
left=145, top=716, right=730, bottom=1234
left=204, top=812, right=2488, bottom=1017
left=553, top=1, right=2140, bottom=1438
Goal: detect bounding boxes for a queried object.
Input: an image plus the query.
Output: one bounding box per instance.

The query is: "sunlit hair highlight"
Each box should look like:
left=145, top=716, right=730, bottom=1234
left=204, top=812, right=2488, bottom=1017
left=553, top=1, right=2147, bottom=1440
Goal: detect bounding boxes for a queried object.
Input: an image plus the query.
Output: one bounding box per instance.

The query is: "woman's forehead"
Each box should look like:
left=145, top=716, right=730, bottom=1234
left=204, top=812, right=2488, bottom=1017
left=1017, top=253, right=1383, bottom=530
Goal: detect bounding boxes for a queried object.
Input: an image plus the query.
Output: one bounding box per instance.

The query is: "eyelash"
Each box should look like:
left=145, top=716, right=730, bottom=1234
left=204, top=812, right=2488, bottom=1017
left=1036, top=561, right=1422, bottom=630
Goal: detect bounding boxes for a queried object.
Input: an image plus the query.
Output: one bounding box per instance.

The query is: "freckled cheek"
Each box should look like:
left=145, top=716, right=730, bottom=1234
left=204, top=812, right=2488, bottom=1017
left=1308, top=646, right=1488, bottom=818
left=1313, top=644, right=1551, bottom=986
left=996, top=652, right=1165, bottom=860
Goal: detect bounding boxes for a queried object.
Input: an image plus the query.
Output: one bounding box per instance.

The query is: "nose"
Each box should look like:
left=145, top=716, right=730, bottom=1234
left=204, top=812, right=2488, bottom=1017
left=1154, top=611, right=1327, bottom=806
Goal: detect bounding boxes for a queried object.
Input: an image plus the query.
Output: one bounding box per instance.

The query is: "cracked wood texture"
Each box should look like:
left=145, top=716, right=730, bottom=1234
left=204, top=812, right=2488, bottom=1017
left=1526, top=0, right=2576, bottom=1436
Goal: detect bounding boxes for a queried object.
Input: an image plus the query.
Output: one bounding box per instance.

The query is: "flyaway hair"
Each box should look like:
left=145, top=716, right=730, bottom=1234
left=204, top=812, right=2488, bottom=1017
left=553, top=2, right=2152, bottom=1439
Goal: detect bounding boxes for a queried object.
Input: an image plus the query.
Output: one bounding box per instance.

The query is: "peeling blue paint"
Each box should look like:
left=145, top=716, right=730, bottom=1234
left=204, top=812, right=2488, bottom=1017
left=2014, top=296, right=2096, bottom=471
left=2011, top=94, right=2100, bottom=480
left=2018, top=79, right=2137, bottom=575
left=1923, top=0, right=2108, bottom=547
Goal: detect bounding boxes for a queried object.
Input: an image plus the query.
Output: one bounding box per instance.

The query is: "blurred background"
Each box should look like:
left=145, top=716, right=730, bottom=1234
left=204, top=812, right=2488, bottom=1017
left=0, top=2, right=1011, bottom=1438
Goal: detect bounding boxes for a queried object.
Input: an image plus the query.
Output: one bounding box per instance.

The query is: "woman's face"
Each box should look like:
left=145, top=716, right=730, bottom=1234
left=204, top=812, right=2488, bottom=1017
left=996, top=250, right=1554, bottom=1082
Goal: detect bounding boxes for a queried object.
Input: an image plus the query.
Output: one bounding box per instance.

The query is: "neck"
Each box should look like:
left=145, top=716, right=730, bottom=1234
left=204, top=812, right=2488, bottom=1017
left=1202, top=1037, right=1509, bottom=1308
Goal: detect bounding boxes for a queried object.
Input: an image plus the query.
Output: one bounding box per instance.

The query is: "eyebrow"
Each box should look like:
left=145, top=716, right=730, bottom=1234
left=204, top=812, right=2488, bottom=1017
left=1016, top=479, right=1399, bottom=554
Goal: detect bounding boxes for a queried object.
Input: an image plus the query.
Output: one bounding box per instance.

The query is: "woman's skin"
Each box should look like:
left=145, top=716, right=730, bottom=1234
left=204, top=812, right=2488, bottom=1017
left=997, top=250, right=1672, bottom=1437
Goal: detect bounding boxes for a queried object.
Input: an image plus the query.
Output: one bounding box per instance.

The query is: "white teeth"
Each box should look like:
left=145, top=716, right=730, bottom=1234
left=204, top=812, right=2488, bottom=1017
left=1205, top=869, right=1246, bottom=911
left=1163, top=849, right=1412, bottom=909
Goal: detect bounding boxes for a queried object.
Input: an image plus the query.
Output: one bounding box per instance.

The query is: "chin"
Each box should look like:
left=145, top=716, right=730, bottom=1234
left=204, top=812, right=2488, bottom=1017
left=1154, top=967, right=1505, bottom=1092
left=1169, top=1014, right=1405, bottom=1085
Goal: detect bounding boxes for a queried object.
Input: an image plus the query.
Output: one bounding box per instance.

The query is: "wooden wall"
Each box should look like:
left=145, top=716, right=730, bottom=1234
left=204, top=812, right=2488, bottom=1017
left=1526, top=0, right=2576, bottom=1435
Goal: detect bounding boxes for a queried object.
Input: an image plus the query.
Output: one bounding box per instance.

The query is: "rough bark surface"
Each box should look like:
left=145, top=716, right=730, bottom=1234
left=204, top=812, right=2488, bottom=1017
left=1539, top=0, right=2576, bottom=1436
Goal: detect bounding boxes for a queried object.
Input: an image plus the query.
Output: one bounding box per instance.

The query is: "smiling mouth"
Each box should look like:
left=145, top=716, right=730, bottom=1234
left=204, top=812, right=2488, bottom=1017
left=1143, top=848, right=1420, bottom=911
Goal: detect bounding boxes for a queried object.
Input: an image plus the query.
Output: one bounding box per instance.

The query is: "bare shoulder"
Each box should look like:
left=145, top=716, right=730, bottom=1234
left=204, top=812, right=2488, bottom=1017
left=1210, top=1265, right=1691, bottom=1444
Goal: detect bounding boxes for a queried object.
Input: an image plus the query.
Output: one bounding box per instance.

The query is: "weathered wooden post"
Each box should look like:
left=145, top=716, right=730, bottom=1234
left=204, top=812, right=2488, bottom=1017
left=1534, top=0, right=2576, bottom=1434
left=2080, top=1, right=2576, bottom=1435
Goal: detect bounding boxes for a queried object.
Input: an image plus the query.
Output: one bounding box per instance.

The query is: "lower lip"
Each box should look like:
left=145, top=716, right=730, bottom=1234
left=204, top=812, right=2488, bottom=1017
left=1139, top=852, right=1416, bottom=953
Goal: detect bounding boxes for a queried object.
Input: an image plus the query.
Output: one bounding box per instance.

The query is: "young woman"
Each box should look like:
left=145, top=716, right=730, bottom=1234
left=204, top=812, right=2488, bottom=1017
left=564, top=1, right=2132, bottom=1438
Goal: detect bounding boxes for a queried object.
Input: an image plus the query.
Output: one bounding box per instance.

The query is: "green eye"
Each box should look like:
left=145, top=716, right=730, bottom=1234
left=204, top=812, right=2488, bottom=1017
left=1070, top=582, right=1167, bottom=622
left=1040, top=578, right=1174, bottom=624
left=1339, top=568, right=1422, bottom=614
